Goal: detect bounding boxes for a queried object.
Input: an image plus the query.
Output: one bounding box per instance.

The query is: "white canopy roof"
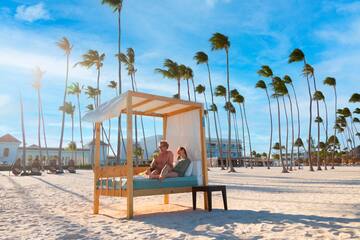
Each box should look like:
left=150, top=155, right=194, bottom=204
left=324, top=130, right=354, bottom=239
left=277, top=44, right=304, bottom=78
left=83, top=91, right=203, bottom=123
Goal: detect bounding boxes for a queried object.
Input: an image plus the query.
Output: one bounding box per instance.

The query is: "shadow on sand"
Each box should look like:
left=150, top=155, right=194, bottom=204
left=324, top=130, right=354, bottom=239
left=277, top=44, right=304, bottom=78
left=134, top=209, right=360, bottom=239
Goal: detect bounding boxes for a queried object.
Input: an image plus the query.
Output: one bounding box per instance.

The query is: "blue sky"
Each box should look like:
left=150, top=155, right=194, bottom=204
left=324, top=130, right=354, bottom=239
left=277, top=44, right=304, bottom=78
left=0, top=0, right=359, bottom=154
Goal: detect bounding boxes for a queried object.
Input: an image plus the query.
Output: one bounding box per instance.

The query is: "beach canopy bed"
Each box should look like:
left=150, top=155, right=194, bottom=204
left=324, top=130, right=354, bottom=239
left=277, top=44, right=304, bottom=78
left=83, top=91, right=209, bottom=219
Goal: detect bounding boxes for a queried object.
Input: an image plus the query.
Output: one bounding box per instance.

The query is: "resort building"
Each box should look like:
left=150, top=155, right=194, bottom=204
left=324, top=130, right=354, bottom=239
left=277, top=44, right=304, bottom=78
left=0, top=133, right=109, bottom=166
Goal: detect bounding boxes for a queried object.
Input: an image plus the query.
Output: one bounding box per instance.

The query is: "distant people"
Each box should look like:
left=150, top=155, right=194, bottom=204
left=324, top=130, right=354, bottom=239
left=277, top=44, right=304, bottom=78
left=145, top=140, right=174, bottom=180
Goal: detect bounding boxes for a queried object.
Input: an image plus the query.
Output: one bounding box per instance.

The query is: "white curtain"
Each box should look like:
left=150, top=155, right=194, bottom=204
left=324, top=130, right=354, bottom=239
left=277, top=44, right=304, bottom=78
left=166, top=109, right=203, bottom=184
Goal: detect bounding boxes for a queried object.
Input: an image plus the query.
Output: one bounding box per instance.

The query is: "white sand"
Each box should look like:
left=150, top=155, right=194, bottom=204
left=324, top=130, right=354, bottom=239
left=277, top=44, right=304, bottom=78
left=1, top=167, right=359, bottom=240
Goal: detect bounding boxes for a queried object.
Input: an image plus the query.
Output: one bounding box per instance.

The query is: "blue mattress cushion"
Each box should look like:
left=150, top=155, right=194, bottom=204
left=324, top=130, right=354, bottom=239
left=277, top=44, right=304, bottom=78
left=97, top=176, right=198, bottom=190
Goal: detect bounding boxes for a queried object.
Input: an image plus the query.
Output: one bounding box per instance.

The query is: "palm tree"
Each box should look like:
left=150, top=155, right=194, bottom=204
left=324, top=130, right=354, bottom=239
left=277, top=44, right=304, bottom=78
left=101, top=0, right=124, bottom=165
left=68, top=82, right=85, bottom=165
left=283, top=75, right=296, bottom=171
left=210, top=32, right=234, bottom=172
left=323, top=77, right=337, bottom=169
left=349, top=93, right=360, bottom=103
left=255, top=80, right=272, bottom=169
left=57, top=37, right=72, bottom=172
left=271, top=77, right=289, bottom=173
left=288, top=49, right=314, bottom=171
left=232, top=90, right=252, bottom=169
left=118, top=48, right=149, bottom=161
left=75, top=50, right=105, bottom=107
left=279, top=82, right=290, bottom=170
left=195, top=84, right=212, bottom=161
left=313, top=91, right=328, bottom=169
left=155, top=59, right=182, bottom=98
left=294, top=138, right=306, bottom=168
left=339, top=108, right=356, bottom=148
left=194, top=51, right=224, bottom=169
left=183, top=66, right=195, bottom=101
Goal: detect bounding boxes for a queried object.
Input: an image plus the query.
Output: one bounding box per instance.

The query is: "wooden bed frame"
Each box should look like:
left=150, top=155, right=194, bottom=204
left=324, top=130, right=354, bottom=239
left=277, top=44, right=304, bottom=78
left=91, top=91, right=209, bottom=219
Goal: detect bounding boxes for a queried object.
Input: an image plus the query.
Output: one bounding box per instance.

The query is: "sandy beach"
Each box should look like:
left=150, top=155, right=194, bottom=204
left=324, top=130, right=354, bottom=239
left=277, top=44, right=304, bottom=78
left=1, top=167, right=359, bottom=240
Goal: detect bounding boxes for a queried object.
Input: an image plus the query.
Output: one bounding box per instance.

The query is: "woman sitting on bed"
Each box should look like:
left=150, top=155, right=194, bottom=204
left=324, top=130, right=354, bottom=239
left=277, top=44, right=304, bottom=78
left=158, top=146, right=191, bottom=180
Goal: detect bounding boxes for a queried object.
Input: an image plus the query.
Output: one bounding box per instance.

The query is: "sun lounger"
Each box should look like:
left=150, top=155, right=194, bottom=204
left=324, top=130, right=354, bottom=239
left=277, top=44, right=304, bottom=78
left=67, top=160, right=76, bottom=173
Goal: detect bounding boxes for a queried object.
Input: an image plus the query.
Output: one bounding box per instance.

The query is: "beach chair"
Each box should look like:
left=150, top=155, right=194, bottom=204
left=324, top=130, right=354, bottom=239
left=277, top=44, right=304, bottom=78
left=30, top=159, right=42, bottom=176
left=11, top=158, right=22, bottom=176
left=67, top=159, right=76, bottom=173
left=83, top=91, right=209, bottom=219
left=47, top=159, right=57, bottom=174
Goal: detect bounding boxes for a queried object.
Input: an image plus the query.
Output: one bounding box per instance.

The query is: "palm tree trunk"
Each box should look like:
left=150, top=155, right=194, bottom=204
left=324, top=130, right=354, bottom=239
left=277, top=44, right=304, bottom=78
left=331, top=87, right=337, bottom=169
left=191, top=78, right=197, bottom=102
left=177, top=78, right=181, bottom=98
left=203, top=93, right=212, bottom=165
left=291, top=83, right=301, bottom=169
left=76, top=95, right=84, bottom=166
left=186, top=79, right=190, bottom=101
left=39, top=94, right=49, bottom=167
left=324, top=100, right=328, bottom=170
left=37, top=90, right=42, bottom=168
left=303, top=59, right=314, bottom=171
left=225, top=50, right=235, bottom=172
left=282, top=97, right=289, bottom=170
left=265, top=89, right=272, bottom=169
left=238, top=104, right=246, bottom=167
left=206, top=63, right=224, bottom=169
left=277, top=97, right=288, bottom=173
left=288, top=95, right=295, bottom=171
left=216, top=110, right=224, bottom=169
left=20, top=93, right=26, bottom=171
left=58, top=53, right=70, bottom=171
left=116, top=7, right=123, bottom=165
left=243, top=102, right=252, bottom=169
left=312, top=75, right=322, bottom=170
left=233, top=112, right=242, bottom=167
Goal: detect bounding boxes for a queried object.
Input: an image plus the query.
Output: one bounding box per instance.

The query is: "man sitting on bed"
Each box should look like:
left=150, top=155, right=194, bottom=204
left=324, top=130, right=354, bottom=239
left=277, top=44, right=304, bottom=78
left=146, top=140, right=174, bottom=180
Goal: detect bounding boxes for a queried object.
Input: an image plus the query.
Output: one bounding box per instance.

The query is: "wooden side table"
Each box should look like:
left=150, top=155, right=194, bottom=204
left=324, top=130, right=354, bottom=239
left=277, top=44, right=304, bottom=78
left=192, top=185, right=228, bottom=211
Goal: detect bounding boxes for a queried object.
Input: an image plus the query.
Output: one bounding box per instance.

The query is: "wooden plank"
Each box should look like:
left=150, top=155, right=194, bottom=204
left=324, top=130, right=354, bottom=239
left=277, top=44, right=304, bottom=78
left=144, top=102, right=174, bottom=115
left=131, top=91, right=203, bottom=107
left=167, top=105, right=201, bottom=117
left=126, top=94, right=134, bottom=220
left=132, top=99, right=153, bottom=109
left=93, top=122, right=101, bottom=214
left=199, top=108, right=209, bottom=210
left=94, top=166, right=148, bottom=178
left=134, top=187, right=193, bottom=197
left=163, top=115, right=169, bottom=204
left=121, top=110, right=163, bottom=118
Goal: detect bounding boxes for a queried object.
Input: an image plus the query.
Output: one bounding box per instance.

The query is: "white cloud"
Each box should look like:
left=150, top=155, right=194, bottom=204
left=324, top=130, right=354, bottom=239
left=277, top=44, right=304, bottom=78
left=15, top=3, right=50, bottom=22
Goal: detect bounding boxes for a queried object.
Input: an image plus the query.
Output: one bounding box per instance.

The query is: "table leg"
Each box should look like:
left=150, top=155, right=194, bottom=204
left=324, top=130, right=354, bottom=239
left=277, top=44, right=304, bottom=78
left=207, top=190, right=212, bottom=212
left=222, top=188, right=228, bottom=210
left=192, top=190, right=197, bottom=210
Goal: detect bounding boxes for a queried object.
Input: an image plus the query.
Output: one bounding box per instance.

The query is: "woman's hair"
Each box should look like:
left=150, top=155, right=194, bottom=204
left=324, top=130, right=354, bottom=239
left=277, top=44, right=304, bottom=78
left=177, top=147, right=188, bottom=159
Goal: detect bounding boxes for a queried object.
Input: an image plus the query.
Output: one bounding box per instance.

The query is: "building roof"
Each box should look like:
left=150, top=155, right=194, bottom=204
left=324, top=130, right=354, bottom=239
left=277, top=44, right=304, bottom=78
left=0, top=134, right=21, bottom=143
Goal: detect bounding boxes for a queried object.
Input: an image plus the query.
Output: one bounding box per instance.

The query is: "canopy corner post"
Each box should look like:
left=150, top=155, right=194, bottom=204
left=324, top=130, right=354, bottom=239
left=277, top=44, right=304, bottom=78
left=163, top=115, right=169, bottom=204
left=199, top=107, right=209, bottom=210
left=93, top=122, right=101, bottom=214
left=126, top=93, right=134, bottom=219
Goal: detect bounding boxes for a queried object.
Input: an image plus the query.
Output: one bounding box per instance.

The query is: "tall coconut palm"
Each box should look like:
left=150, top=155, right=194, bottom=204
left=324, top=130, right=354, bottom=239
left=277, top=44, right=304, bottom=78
left=195, top=84, right=212, bottom=161
left=288, top=49, right=314, bottom=171
left=279, top=82, right=290, bottom=170
left=313, top=90, right=328, bottom=169
left=194, top=51, right=224, bottom=169
left=75, top=50, right=105, bottom=107
left=101, top=0, right=124, bottom=164
left=155, top=59, right=182, bottom=98
left=294, top=138, right=306, bottom=168
left=107, top=80, right=118, bottom=159
left=271, top=77, right=289, bottom=173
left=231, top=90, right=253, bottom=169
left=57, top=37, right=72, bottom=172
left=349, top=93, right=360, bottom=103
left=323, top=77, right=337, bottom=169
left=255, top=80, right=272, bottom=169
left=178, top=64, right=190, bottom=101
left=68, top=82, right=85, bottom=165
left=184, top=66, right=195, bottom=101
left=118, top=48, right=149, bottom=161
left=339, top=108, right=356, bottom=148
left=283, top=75, right=296, bottom=171
left=210, top=32, right=234, bottom=172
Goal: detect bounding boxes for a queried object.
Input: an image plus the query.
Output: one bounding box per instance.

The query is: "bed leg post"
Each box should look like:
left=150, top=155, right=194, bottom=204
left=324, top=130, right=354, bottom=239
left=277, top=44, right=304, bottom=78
left=164, top=194, right=169, bottom=204
left=94, top=190, right=100, bottom=214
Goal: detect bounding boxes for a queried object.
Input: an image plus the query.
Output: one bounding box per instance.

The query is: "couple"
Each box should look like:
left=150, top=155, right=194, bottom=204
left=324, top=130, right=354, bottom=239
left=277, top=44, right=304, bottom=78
left=145, top=140, right=191, bottom=181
